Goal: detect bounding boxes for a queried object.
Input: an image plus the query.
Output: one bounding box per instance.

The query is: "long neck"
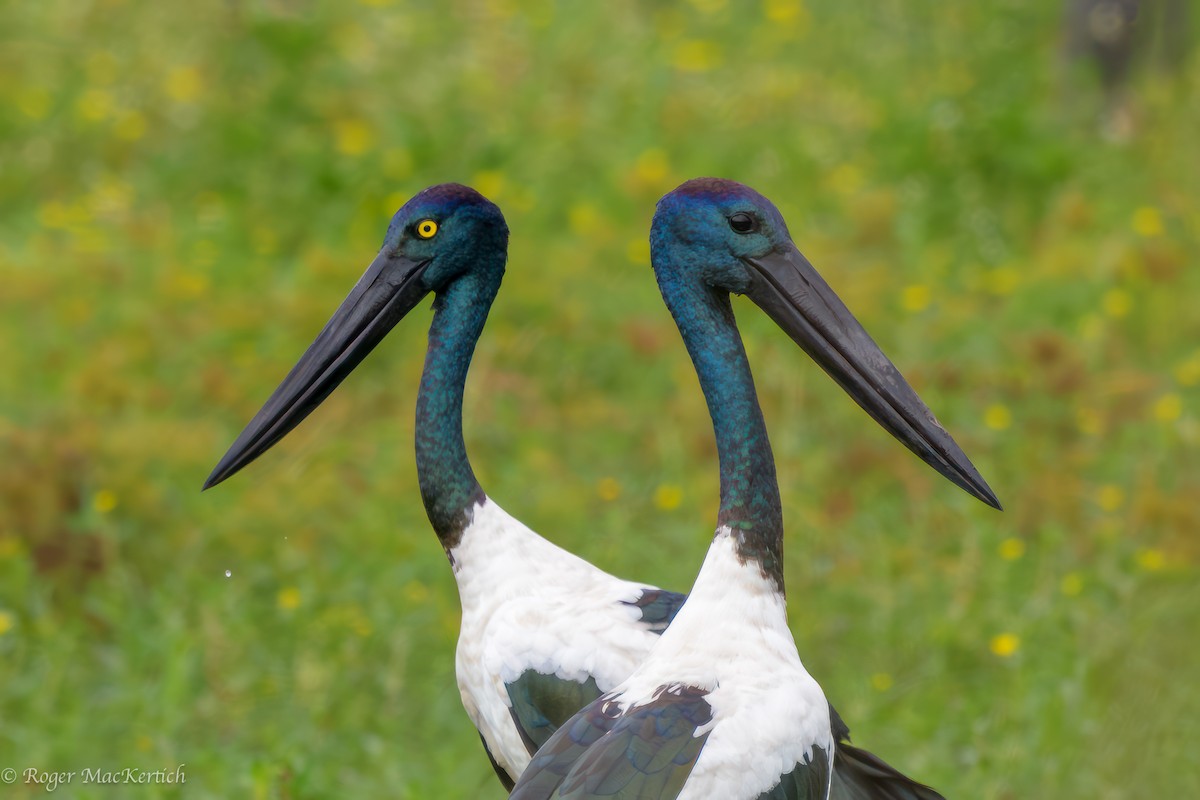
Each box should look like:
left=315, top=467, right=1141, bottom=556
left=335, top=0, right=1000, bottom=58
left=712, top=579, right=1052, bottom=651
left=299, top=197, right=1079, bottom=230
left=415, top=272, right=495, bottom=548
left=659, top=272, right=785, bottom=592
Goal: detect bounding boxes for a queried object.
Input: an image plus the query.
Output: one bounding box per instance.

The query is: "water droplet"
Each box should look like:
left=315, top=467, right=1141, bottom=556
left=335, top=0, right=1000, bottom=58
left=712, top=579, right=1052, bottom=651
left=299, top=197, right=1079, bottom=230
left=224, top=569, right=232, bottom=578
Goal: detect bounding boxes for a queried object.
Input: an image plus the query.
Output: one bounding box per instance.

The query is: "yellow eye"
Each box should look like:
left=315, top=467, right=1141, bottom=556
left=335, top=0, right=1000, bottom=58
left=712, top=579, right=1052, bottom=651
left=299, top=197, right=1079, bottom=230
left=416, top=219, right=438, bottom=239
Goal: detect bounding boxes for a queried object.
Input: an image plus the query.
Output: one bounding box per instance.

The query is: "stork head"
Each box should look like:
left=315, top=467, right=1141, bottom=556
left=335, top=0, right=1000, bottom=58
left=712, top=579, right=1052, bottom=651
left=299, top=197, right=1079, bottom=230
left=651, top=178, right=1000, bottom=510
left=204, top=183, right=508, bottom=490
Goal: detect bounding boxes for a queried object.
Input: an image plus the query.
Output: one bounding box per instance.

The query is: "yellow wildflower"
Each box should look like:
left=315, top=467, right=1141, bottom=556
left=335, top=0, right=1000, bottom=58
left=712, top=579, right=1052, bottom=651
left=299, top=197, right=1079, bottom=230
left=165, top=66, right=203, bottom=103
left=900, top=284, right=930, bottom=313
left=1136, top=548, right=1165, bottom=572
left=93, top=489, right=118, bottom=513
left=383, top=191, right=409, bottom=216
left=1060, top=572, right=1083, bottom=596
left=1096, top=484, right=1124, bottom=513
left=1175, top=355, right=1200, bottom=387
left=75, top=89, right=114, bottom=122
left=484, top=0, right=517, bottom=18
left=984, top=267, right=1020, bottom=296
left=167, top=271, right=210, bottom=299
left=653, top=484, right=684, bottom=511
left=989, top=632, right=1020, bottom=658
left=673, top=40, right=722, bottom=72
left=277, top=587, right=302, bottom=611
left=335, top=119, right=374, bottom=156
left=765, top=0, right=808, bottom=26
left=38, top=201, right=70, bottom=229
left=870, top=672, right=893, bottom=691
left=632, top=148, right=670, bottom=187
left=1075, top=407, right=1102, bottom=436
left=1131, top=206, right=1164, bottom=238
left=472, top=170, right=506, bottom=201
left=597, top=477, right=621, bottom=502
left=984, top=404, right=1012, bottom=431
left=1102, top=289, right=1131, bottom=318
left=827, top=164, right=863, bottom=197
left=998, top=538, right=1025, bottom=561
left=0, top=610, right=13, bottom=636
left=1151, top=393, right=1182, bottom=423
left=568, top=203, right=603, bottom=238
left=626, top=238, right=650, bottom=265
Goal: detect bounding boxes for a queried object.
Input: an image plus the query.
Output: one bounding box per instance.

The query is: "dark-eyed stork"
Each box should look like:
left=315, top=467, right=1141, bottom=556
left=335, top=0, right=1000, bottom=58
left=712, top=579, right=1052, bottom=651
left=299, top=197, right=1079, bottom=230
left=509, top=178, right=1000, bottom=800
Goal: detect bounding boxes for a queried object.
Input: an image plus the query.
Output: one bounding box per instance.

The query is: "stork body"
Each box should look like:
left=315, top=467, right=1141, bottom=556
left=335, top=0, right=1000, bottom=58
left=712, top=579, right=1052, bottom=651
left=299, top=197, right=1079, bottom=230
left=510, top=179, right=998, bottom=799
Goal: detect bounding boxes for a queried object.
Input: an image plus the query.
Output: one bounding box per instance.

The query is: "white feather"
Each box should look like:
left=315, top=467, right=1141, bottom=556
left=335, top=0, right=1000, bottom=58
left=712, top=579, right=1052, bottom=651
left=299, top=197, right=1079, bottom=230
left=608, top=528, right=832, bottom=800
left=449, top=496, right=669, bottom=779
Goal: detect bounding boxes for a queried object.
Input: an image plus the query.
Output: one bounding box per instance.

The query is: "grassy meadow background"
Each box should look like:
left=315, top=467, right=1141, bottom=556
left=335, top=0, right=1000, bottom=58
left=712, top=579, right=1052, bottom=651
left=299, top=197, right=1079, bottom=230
left=1, top=1, right=1198, bottom=796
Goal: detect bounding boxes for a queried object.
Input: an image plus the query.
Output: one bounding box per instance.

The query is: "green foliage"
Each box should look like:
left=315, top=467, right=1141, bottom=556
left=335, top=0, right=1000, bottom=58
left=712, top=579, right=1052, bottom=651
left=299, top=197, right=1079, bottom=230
left=1, top=1, right=1197, bottom=797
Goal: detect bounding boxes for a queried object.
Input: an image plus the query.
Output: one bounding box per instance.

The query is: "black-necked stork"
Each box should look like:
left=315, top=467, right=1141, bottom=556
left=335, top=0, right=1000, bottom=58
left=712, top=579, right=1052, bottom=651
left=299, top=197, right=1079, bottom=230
left=205, top=184, right=687, bottom=788
left=509, top=178, right=1000, bottom=800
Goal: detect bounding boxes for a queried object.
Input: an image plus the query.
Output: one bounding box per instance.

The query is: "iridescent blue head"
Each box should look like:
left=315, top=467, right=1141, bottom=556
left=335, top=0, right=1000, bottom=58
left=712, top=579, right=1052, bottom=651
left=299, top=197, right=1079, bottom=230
left=380, top=183, right=508, bottom=295
left=204, top=183, right=508, bottom=490
left=651, top=178, right=793, bottom=295
left=652, top=177, right=1001, bottom=510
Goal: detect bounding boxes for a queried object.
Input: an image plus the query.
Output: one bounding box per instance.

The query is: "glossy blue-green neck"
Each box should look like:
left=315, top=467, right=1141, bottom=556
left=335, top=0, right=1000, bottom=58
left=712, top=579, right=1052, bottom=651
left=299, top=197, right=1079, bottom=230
left=655, top=264, right=785, bottom=591
left=415, top=270, right=497, bottom=548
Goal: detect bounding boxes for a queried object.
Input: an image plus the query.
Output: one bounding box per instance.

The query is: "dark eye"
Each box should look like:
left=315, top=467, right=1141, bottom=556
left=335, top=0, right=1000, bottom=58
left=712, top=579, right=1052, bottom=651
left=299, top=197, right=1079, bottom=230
left=728, top=213, right=757, bottom=234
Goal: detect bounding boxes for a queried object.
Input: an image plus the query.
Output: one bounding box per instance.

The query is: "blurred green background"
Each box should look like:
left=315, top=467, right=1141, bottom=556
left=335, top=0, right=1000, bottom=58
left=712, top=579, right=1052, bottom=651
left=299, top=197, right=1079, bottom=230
left=1, top=1, right=1197, bottom=797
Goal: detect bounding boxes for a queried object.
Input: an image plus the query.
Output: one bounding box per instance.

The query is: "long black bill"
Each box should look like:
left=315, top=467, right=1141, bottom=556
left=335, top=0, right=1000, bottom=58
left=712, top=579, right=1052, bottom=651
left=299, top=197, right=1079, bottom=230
left=744, top=244, right=1001, bottom=510
left=203, top=251, right=433, bottom=490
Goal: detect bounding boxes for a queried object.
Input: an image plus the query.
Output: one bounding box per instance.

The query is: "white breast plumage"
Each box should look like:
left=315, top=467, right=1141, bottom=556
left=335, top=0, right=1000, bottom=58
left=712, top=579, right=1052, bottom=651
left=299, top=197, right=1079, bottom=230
left=450, top=497, right=671, bottom=778
left=608, top=529, right=833, bottom=800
